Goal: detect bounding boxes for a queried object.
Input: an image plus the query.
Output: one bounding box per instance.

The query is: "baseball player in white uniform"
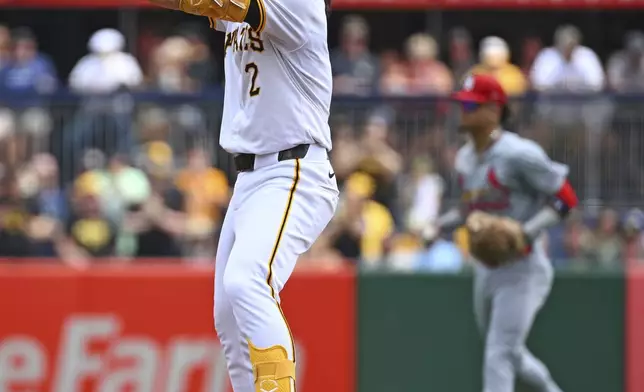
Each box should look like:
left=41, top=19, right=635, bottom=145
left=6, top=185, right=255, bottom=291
left=149, top=1, right=339, bottom=391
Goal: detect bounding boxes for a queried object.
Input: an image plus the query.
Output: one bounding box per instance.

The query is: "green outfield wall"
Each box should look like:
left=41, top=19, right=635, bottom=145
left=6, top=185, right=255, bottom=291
left=357, top=272, right=625, bottom=392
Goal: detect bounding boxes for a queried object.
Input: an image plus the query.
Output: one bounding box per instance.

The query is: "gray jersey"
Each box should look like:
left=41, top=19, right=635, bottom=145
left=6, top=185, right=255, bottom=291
left=455, top=130, right=568, bottom=273
left=457, top=131, right=566, bottom=392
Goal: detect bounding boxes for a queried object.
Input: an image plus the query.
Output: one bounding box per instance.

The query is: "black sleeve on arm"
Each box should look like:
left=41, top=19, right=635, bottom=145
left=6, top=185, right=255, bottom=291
left=244, top=0, right=262, bottom=31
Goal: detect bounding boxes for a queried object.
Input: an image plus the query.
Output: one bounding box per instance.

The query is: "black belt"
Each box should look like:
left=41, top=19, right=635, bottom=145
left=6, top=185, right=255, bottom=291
left=234, top=144, right=311, bottom=172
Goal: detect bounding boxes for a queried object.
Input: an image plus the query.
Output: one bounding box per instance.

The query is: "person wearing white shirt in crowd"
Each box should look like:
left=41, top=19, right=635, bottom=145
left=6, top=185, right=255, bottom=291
left=530, top=25, right=610, bottom=205
left=530, top=25, right=611, bottom=132
left=406, top=157, right=444, bottom=234
left=531, top=25, right=604, bottom=93
left=64, top=29, right=143, bottom=180
left=607, top=31, right=644, bottom=93
left=69, top=28, right=143, bottom=94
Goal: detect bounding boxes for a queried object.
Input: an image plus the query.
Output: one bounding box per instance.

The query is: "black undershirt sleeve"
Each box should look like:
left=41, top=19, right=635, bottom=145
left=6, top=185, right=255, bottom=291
left=244, top=0, right=262, bottom=31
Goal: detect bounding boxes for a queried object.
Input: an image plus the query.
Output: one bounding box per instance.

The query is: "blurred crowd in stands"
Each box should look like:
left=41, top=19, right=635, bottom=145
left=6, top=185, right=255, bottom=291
left=0, top=15, right=643, bottom=270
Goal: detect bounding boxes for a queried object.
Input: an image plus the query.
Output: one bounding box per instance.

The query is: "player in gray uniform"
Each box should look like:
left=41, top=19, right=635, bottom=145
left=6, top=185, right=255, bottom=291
left=432, top=74, right=579, bottom=392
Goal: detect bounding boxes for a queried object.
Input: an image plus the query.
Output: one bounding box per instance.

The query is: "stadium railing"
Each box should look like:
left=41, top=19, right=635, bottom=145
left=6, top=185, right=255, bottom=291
left=1, top=90, right=643, bottom=207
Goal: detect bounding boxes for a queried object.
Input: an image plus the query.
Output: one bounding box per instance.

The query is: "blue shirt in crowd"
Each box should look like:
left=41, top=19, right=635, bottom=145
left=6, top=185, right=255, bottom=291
left=0, top=54, right=57, bottom=94
left=415, top=239, right=464, bottom=273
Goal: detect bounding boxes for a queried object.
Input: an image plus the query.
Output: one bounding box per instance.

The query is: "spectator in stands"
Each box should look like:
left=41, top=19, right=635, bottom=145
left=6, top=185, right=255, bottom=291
left=329, top=118, right=361, bottom=189
left=73, top=150, right=150, bottom=239
left=403, top=157, right=444, bottom=234
left=531, top=25, right=604, bottom=94
left=0, top=118, right=29, bottom=174
left=444, top=28, right=476, bottom=138
left=0, top=170, right=34, bottom=257
left=176, top=145, right=229, bottom=257
left=324, top=172, right=394, bottom=267
left=581, top=208, right=624, bottom=269
left=605, top=34, right=644, bottom=200
left=149, top=36, right=196, bottom=93
left=168, top=105, right=210, bottom=157
left=0, top=107, right=52, bottom=161
left=69, top=28, right=143, bottom=94
left=123, top=141, right=186, bottom=259
left=108, top=154, right=150, bottom=213
left=530, top=25, right=609, bottom=186
left=530, top=25, right=608, bottom=127
left=402, top=33, right=453, bottom=95
left=415, top=225, right=464, bottom=273
left=354, top=112, right=402, bottom=216
left=447, top=27, right=475, bottom=84
left=0, top=27, right=57, bottom=94
left=105, top=153, right=151, bottom=257
left=469, top=36, right=527, bottom=97
left=606, top=31, right=644, bottom=92
left=0, top=109, right=16, bottom=146
left=66, top=29, right=141, bottom=170
left=18, top=107, right=53, bottom=154
left=137, top=28, right=164, bottom=78
left=180, top=25, right=220, bottom=89
left=28, top=154, right=66, bottom=220
left=622, top=209, right=644, bottom=262
left=58, top=172, right=119, bottom=264
left=385, top=232, right=422, bottom=271
left=73, top=149, right=113, bottom=217
left=0, top=25, right=11, bottom=71
left=26, top=154, right=68, bottom=257
left=546, top=209, right=590, bottom=267
left=599, top=122, right=644, bottom=202
left=138, top=107, right=172, bottom=144
left=331, top=15, right=379, bottom=96
left=519, top=36, right=543, bottom=77
left=379, top=50, right=409, bottom=96
left=146, top=38, right=212, bottom=156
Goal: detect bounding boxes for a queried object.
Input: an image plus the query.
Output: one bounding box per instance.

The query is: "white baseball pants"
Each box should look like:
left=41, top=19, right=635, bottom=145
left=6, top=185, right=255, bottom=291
left=213, top=145, right=339, bottom=392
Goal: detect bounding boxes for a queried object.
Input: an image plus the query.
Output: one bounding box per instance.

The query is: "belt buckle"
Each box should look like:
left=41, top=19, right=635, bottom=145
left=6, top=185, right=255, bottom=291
left=278, top=144, right=309, bottom=161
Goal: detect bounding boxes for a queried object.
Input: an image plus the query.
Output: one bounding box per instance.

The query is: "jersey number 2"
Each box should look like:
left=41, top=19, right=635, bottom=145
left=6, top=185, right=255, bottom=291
left=245, top=62, right=261, bottom=97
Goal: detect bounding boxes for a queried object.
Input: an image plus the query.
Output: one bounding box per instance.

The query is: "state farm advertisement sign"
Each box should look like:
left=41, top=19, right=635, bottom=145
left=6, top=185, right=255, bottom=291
left=0, top=264, right=356, bottom=392
left=1, top=314, right=233, bottom=392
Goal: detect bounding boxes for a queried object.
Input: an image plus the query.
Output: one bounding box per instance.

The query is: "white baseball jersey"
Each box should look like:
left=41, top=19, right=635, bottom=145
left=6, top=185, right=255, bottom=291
left=215, top=0, right=332, bottom=155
